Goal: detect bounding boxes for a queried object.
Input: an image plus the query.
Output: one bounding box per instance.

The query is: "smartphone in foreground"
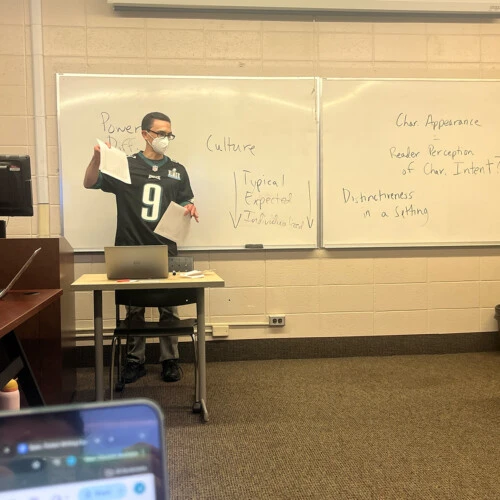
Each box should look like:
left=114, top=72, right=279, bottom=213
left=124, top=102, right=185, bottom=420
left=0, top=399, right=168, bottom=499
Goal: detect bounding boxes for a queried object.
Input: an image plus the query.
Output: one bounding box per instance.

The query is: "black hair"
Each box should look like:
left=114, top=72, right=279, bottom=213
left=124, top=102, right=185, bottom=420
left=141, top=112, right=171, bottom=131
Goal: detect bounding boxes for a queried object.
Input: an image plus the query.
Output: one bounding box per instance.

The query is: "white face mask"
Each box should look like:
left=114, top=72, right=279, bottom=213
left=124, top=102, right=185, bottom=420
left=148, top=135, right=170, bottom=155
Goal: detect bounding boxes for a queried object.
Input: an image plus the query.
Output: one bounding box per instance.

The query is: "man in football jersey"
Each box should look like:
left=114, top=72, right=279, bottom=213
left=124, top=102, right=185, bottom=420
left=83, top=111, right=199, bottom=384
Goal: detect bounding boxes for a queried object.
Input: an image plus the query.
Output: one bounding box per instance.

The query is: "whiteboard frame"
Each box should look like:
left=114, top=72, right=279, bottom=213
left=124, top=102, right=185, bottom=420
left=57, top=75, right=500, bottom=250
left=320, top=77, right=500, bottom=249
left=56, top=73, right=320, bottom=252
left=317, top=77, right=324, bottom=252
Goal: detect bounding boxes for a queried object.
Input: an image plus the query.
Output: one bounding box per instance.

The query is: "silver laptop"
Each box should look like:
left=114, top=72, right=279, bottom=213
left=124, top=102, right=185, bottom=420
left=104, top=245, right=169, bottom=280
left=0, top=247, right=41, bottom=299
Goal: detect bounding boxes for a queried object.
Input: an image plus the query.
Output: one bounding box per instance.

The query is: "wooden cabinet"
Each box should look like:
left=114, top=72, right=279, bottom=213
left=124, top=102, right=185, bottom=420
left=0, top=238, right=76, bottom=404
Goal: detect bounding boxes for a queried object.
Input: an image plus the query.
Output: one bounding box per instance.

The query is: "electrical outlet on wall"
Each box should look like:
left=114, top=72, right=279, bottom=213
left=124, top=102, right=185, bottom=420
left=268, top=315, right=285, bottom=326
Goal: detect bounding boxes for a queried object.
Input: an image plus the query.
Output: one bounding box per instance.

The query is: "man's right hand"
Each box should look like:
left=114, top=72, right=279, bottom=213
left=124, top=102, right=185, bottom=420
left=93, top=141, right=111, bottom=159
left=83, top=142, right=111, bottom=188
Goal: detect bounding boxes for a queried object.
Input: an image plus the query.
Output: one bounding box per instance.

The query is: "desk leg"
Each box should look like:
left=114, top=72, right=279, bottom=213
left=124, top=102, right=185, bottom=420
left=93, top=290, right=104, bottom=401
left=1, top=331, right=45, bottom=407
left=196, top=288, right=208, bottom=422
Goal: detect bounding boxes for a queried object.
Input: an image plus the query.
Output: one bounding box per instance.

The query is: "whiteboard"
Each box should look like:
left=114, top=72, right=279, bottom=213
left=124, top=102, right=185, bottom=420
left=321, top=78, right=500, bottom=247
left=57, top=75, right=318, bottom=251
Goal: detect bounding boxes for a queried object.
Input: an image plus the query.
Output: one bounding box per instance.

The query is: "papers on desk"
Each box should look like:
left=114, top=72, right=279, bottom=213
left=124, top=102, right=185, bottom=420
left=97, top=139, right=131, bottom=184
left=180, top=270, right=204, bottom=278
left=154, top=202, right=191, bottom=243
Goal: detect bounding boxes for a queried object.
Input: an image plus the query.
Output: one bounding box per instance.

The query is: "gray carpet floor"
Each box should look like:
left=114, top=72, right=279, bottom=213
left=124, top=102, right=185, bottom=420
left=75, top=352, right=500, bottom=499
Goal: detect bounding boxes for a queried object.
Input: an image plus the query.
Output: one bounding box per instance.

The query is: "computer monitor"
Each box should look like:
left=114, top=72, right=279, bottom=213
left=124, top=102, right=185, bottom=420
left=0, top=155, right=34, bottom=238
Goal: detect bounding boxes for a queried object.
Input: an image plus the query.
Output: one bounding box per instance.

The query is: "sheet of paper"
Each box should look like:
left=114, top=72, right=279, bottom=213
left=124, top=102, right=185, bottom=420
left=180, top=270, right=204, bottom=278
left=97, top=138, right=131, bottom=184
left=154, top=202, right=192, bottom=243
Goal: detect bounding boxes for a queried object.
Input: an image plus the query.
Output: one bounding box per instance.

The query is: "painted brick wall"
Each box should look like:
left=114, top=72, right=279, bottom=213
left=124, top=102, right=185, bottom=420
left=2, top=0, right=500, bottom=340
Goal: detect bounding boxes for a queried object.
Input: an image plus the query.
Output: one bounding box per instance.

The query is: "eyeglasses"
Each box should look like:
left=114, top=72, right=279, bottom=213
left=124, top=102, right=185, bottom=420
left=147, top=129, right=175, bottom=140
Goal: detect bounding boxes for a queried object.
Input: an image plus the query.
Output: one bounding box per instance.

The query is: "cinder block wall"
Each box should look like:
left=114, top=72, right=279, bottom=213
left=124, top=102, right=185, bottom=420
left=2, top=0, right=500, bottom=343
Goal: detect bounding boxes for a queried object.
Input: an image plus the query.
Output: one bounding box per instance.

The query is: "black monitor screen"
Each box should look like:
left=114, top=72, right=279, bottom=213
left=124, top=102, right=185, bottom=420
left=0, top=155, right=33, bottom=217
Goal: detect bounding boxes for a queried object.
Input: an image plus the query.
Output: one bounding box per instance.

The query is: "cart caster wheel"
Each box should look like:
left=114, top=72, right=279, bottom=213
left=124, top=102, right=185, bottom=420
left=115, top=381, right=125, bottom=392
left=192, top=402, right=202, bottom=414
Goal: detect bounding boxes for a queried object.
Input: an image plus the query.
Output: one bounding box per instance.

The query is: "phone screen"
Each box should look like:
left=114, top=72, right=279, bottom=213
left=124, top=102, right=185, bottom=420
left=0, top=400, right=168, bottom=500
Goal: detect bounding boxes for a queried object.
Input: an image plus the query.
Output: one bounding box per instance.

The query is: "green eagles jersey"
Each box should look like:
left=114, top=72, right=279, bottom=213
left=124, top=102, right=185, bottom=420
left=92, top=152, right=194, bottom=254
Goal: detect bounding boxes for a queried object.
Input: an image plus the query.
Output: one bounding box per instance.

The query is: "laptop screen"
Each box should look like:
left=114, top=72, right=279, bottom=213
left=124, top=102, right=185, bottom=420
left=104, top=246, right=169, bottom=280
left=0, top=400, right=168, bottom=499
left=0, top=247, right=41, bottom=300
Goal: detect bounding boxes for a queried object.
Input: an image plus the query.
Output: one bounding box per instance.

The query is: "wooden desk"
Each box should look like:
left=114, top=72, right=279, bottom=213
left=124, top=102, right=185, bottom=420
left=71, top=272, right=224, bottom=421
left=0, top=289, right=63, bottom=406
left=0, top=238, right=76, bottom=404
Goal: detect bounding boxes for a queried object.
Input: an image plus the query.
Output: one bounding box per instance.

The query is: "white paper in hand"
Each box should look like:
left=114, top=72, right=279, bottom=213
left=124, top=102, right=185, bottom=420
left=97, top=138, right=131, bottom=184
left=154, top=202, right=192, bottom=243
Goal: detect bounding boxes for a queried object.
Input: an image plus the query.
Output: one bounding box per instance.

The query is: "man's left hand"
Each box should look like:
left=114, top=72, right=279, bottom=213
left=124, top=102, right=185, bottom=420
left=184, top=204, right=199, bottom=222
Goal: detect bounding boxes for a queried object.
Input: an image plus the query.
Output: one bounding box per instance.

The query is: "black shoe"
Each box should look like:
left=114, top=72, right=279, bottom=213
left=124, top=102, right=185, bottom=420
left=161, top=359, right=182, bottom=382
left=122, top=361, right=147, bottom=384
